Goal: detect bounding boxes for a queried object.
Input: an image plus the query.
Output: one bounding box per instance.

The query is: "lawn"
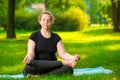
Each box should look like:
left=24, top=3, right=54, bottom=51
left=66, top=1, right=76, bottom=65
left=0, top=26, right=120, bottom=80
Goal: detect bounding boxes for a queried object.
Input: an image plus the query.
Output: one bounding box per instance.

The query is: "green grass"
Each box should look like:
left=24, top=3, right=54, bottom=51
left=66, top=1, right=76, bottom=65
left=0, top=26, right=120, bottom=80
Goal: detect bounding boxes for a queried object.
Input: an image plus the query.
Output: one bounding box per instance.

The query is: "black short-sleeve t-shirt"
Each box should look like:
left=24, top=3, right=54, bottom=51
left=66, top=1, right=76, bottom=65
left=29, top=31, right=61, bottom=60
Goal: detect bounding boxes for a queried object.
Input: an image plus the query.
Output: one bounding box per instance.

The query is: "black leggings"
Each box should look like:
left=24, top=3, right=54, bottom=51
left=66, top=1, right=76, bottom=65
left=22, top=60, right=73, bottom=76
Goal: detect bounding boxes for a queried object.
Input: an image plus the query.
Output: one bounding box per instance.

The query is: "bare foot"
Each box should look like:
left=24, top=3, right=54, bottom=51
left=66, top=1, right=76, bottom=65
left=62, top=60, right=76, bottom=67
left=26, top=74, right=38, bottom=78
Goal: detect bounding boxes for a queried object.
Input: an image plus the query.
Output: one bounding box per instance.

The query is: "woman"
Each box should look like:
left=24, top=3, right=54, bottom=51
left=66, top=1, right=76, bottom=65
left=23, top=11, right=80, bottom=77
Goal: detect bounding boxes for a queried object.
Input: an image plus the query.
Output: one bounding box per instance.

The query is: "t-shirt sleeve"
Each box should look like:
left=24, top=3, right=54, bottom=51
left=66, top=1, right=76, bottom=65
left=29, top=32, right=37, bottom=42
left=55, top=33, right=61, bottom=43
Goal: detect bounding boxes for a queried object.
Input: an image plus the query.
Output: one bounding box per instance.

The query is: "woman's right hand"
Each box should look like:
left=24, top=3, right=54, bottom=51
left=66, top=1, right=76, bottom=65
left=23, top=55, right=31, bottom=64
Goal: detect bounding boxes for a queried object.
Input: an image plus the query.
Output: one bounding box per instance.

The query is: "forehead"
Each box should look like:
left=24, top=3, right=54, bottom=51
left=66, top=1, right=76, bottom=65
left=41, top=14, right=51, bottom=19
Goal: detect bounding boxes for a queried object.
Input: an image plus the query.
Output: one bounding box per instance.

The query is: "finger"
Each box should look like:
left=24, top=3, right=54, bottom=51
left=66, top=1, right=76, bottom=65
left=26, top=59, right=30, bottom=64
left=24, top=57, right=28, bottom=63
left=24, top=58, right=30, bottom=64
left=23, top=56, right=28, bottom=62
left=27, top=59, right=30, bottom=64
left=75, top=56, right=79, bottom=61
left=76, top=54, right=81, bottom=60
left=24, top=59, right=28, bottom=64
left=23, top=58, right=27, bottom=63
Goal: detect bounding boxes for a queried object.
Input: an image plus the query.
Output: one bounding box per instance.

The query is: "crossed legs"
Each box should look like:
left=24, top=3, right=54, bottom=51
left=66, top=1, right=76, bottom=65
left=22, top=60, right=73, bottom=76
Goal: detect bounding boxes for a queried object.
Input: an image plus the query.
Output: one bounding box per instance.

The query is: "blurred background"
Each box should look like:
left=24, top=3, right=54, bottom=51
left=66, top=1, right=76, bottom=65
left=0, top=0, right=119, bottom=39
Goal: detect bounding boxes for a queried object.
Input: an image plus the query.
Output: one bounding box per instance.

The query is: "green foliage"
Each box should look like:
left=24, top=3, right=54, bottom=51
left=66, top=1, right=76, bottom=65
left=0, top=0, right=43, bottom=30
left=0, top=0, right=8, bottom=28
left=15, top=0, right=43, bottom=10
left=52, top=6, right=89, bottom=31
left=100, top=0, right=112, bottom=23
left=15, top=6, right=89, bottom=31
left=0, top=0, right=8, bottom=15
left=47, top=0, right=89, bottom=31
left=15, top=9, right=41, bottom=30
left=69, top=0, right=87, bottom=11
left=47, top=0, right=86, bottom=11
left=0, top=0, right=89, bottom=31
left=100, top=0, right=120, bottom=25
left=0, top=16, right=7, bottom=29
left=86, top=0, right=100, bottom=24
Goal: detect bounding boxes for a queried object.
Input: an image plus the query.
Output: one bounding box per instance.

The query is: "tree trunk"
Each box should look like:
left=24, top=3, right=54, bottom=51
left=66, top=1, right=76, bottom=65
left=118, top=1, right=120, bottom=31
left=7, top=0, right=16, bottom=38
left=111, top=0, right=120, bottom=32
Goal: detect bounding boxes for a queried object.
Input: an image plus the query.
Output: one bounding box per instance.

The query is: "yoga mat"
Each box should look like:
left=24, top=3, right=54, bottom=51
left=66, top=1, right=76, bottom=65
left=0, top=66, right=113, bottom=78
left=0, top=74, right=24, bottom=78
left=73, top=66, right=113, bottom=76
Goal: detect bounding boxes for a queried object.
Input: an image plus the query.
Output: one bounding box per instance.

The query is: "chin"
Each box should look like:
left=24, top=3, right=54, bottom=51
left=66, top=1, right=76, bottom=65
left=44, top=27, right=50, bottom=29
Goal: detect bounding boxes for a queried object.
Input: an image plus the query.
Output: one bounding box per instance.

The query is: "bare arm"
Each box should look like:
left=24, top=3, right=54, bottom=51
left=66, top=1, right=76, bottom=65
left=57, top=40, right=80, bottom=61
left=23, top=39, right=35, bottom=64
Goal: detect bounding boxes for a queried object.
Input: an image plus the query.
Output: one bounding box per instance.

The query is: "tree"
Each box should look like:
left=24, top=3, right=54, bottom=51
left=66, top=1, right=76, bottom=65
left=85, top=0, right=100, bottom=24
left=111, top=0, right=120, bottom=32
left=100, top=0, right=120, bottom=32
left=7, top=0, right=16, bottom=38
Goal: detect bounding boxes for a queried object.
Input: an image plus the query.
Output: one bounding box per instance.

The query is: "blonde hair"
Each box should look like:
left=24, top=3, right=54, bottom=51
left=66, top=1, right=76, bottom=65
left=38, top=11, right=55, bottom=25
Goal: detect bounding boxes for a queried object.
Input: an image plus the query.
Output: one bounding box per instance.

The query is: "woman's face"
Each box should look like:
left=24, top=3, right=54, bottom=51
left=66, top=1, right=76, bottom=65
left=39, top=14, right=52, bottom=30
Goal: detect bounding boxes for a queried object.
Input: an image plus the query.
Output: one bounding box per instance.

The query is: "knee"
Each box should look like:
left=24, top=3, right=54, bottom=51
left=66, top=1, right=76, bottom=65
left=22, top=67, right=27, bottom=76
left=64, top=66, right=73, bottom=74
left=22, top=65, right=34, bottom=76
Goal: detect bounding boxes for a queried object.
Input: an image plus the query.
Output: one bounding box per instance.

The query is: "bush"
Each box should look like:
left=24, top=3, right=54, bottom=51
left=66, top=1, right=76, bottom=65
left=0, top=15, right=7, bottom=29
left=15, top=15, right=39, bottom=30
left=51, top=6, right=89, bottom=31
left=1, top=7, right=89, bottom=31
left=15, top=9, right=41, bottom=30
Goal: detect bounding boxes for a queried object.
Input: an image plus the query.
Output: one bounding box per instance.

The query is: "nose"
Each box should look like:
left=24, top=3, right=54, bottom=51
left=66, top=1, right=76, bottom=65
left=44, top=20, right=47, bottom=22
left=45, top=20, right=49, bottom=23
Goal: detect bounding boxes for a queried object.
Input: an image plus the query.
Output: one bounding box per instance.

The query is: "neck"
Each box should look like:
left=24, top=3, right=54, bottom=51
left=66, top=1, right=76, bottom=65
left=41, top=29, right=51, bottom=38
left=41, top=28, right=50, bottom=33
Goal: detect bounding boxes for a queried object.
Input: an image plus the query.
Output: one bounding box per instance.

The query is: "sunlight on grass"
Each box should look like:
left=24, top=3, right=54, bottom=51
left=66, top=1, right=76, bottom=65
left=58, top=32, right=120, bottom=43
left=0, top=32, right=6, bottom=39
left=81, top=35, right=120, bottom=43
left=105, top=44, right=120, bottom=51
left=0, top=27, right=4, bottom=30
left=57, top=31, right=83, bottom=42
left=0, top=35, right=6, bottom=39
left=82, top=26, right=112, bottom=32
left=16, top=35, right=29, bottom=40
left=0, top=30, right=32, bottom=40
left=16, top=31, right=32, bottom=40
left=112, top=77, right=117, bottom=80
left=1, top=27, right=120, bottom=43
